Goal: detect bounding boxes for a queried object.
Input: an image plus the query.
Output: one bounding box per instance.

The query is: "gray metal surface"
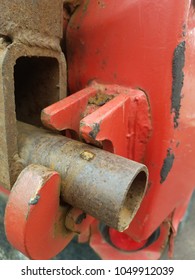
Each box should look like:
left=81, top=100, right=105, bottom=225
left=17, top=122, right=148, bottom=231
left=0, top=191, right=195, bottom=260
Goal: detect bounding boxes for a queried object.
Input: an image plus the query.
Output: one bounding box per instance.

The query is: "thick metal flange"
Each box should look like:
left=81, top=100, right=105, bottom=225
left=5, top=164, right=74, bottom=260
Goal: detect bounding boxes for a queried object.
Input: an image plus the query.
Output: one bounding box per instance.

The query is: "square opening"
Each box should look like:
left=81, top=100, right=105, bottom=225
left=14, top=56, right=60, bottom=126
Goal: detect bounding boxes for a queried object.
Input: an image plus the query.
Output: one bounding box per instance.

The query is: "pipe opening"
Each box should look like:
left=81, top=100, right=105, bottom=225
left=14, top=56, right=60, bottom=126
left=118, top=170, right=147, bottom=231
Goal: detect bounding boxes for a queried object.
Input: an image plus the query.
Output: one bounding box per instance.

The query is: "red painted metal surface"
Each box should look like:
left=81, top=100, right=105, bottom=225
left=63, top=0, right=195, bottom=257
left=1, top=0, right=195, bottom=260
left=89, top=220, right=170, bottom=260
left=42, top=82, right=152, bottom=160
left=109, top=228, right=148, bottom=251
left=5, top=165, right=74, bottom=260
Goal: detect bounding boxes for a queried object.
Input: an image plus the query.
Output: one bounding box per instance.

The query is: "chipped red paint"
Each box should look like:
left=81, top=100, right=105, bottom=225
left=42, top=83, right=152, bottom=161
left=64, top=0, right=195, bottom=257
left=2, top=0, right=195, bottom=260
left=5, top=165, right=74, bottom=260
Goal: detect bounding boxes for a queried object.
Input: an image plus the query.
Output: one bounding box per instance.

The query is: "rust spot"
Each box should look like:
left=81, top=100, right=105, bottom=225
left=28, top=194, right=40, bottom=205
left=88, top=92, right=115, bottom=106
left=80, top=150, right=95, bottom=161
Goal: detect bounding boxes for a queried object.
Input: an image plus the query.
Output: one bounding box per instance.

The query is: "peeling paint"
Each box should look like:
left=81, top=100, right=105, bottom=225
left=76, top=212, right=86, bottom=224
left=171, top=41, right=186, bottom=128
left=89, top=123, right=100, bottom=139
left=160, top=149, right=175, bottom=184
left=28, top=194, right=40, bottom=205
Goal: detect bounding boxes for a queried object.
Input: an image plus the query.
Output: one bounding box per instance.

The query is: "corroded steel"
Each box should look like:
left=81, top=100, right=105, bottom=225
left=0, top=0, right=63, bottom=50
left=65, top=208, right=94, bottom=234
left=17, top=122, right=148, bottom=231
left=0, top=0, right=66, bottom=189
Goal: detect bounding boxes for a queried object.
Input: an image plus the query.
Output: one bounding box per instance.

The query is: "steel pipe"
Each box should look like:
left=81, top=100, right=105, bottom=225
left=17, top=122, right=148, bottom=231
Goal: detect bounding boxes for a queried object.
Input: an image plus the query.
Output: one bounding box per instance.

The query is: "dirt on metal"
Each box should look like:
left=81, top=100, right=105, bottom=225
left=0, top=0, right=66, bottom=189
left=88, top=92, right=115, bottom=106
left=17, top=121, right=148, bottom=232
left=80, top=150, right=96, bottom=161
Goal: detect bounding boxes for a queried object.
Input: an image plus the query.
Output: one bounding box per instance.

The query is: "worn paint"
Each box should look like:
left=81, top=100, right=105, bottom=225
left=89, top=123, right=100, bottom=139
left=83, top=0, right=90, bottom=13
left=97, top=0, right=106, bottom=9
left=171, top=41, right=186, bottom=128
left=182, top=24, right=186, bottom=37
left=160, top=149, right=175, bottom=184
left=28, top=194, right=40, bottom=205
left=176, top=142, right=180, bottom=148
left=76, top=212, right=87, bottom=224
left=66, top=0, right=195, bottom=260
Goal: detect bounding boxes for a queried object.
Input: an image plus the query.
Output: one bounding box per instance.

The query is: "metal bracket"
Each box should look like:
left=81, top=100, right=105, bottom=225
left=42, top=82, right=152, bottom=162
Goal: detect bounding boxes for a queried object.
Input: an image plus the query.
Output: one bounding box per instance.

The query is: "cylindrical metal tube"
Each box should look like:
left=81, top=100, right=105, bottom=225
left=17, top=122, right=148, bottom=231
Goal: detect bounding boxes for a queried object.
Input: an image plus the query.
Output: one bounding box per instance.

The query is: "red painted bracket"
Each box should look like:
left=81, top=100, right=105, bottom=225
left=42, top=82, right=152, bottom=162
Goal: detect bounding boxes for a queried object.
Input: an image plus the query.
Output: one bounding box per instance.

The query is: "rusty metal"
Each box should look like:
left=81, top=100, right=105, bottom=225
left=17, top=122, right=148, bottom=232
left=65, top=208, right=94, bottom=234
left=0, top=0, right=66, bottom=189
